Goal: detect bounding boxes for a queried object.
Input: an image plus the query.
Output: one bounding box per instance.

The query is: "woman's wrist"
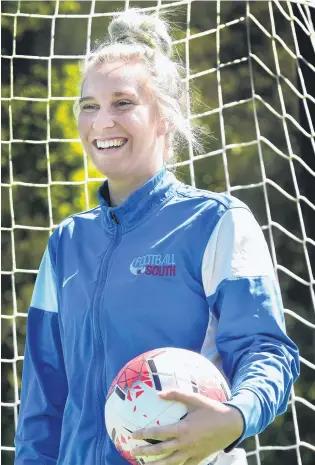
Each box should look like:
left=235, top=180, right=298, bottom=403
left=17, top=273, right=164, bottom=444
left=222, top=404, right=245, bottom=446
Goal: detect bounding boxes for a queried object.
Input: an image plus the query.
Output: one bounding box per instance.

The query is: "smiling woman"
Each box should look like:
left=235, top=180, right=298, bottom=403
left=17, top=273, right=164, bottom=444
left=77, top=60, right=163, bottom=198
left=14, top=8, right=299, bottom=465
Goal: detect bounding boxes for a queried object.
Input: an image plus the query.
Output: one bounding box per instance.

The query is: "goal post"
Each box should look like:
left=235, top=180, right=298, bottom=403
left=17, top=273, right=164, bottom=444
left=1, top=1, right=314, bottom=465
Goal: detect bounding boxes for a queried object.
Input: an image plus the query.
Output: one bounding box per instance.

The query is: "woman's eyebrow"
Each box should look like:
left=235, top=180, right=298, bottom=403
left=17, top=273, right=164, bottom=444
left=79, top=91, right=138, bottom=104
left=112, top=91, right=138, bottom=99
left=78, top=96, right=94, bottom=105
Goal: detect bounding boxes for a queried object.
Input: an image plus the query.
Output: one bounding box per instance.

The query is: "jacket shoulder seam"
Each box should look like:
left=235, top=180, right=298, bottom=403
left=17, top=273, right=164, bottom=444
left=176, top=188, right=244, bottom=211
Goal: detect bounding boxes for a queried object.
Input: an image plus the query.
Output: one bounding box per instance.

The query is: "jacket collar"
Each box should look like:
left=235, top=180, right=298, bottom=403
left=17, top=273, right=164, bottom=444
left=97, top=166, right=179, bottom=232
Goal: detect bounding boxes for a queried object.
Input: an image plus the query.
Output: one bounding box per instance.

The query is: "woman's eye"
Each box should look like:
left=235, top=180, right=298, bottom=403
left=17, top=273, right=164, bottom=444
left=81, top=103, right=98, bottom=112
left=115, top=100, right=132, bottom=108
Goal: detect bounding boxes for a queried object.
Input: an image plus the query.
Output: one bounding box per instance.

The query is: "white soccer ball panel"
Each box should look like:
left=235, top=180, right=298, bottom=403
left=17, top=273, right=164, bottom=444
left=152, top=373, right=179, bottom=391
left=153, top=348, right=231, bottom=400
left=106, top=379, right=181, bottom=429
left=105, top=348, right=232, bottom=465
left=145, top=401, right=187, bottom=426
left=105, top=411, right=170, bottom=463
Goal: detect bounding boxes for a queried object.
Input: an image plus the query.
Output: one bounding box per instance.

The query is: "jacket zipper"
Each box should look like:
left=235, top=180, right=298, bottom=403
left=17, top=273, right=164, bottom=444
left=94, top=212, right=121, bottom=464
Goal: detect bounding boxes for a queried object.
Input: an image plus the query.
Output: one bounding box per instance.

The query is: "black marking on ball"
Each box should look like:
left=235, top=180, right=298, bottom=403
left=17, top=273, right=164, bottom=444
left=148, top=359, right=157, bottom=373
left=123, top=427, right=133, bottom=434
left=148, top=361, right=162, bottom=391
left=190, top=377, right=198, bottom=393
left=143, top=438, right=163, bottom=445
left=122, top=427, right=162, bottom=445
left=111, top=428, right=116, bottom=442
left=115, top=386, right=126, bottom=400
left=152, top=374, right=162, bottom=391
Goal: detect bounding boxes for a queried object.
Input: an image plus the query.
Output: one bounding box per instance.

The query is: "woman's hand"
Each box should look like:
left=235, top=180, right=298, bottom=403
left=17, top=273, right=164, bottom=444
left=130, top=389, right=244, bottom=465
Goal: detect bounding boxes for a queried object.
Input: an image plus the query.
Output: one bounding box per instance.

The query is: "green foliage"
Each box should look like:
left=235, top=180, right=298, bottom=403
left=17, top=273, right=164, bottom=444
left=1, top=2, right=314, bottom=465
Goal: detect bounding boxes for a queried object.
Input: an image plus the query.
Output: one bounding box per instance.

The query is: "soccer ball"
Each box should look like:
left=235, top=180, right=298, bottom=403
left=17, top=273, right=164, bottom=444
left=105, top=347, right=231, bottom=465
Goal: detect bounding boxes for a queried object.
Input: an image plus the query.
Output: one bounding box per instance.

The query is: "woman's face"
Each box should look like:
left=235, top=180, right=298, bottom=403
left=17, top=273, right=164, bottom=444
left=78, top=61, right=166, bottom=181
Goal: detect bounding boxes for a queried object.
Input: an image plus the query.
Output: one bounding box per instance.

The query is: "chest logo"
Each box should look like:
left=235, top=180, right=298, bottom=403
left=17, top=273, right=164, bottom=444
left=130, top=254, right=176, bottom=277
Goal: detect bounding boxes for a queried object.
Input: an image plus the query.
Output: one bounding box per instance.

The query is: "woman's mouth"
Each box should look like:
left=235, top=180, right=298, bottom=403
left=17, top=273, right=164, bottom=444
left=93, top=138, right=128, bottom=151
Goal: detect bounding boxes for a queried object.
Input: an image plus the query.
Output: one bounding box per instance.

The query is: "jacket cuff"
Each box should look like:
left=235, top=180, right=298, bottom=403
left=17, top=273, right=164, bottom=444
left=223, top=388, right=262, bottom=452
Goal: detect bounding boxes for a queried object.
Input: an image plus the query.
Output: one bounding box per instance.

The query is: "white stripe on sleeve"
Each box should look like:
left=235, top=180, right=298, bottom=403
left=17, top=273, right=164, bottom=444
left=202, top=208, right=275, bottom=297
left=31, top=248, right=58, bottom=313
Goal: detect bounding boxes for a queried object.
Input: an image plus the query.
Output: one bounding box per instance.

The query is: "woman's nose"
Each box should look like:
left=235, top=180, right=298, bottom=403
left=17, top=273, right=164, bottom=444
left=92, top=108, right=115, bottom=131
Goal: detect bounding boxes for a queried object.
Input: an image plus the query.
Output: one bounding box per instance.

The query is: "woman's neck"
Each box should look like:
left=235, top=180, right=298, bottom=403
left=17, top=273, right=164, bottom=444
left=108, top=166, right=164, bottom=207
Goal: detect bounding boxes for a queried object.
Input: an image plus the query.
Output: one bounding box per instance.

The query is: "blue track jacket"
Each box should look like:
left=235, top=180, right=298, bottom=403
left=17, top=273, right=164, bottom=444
left=15, top=167, right=299, bottom=465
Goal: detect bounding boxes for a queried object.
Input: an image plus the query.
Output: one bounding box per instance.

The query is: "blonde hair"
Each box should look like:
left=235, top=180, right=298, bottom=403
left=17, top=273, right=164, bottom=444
left=76, top=9, right=201, bottom=163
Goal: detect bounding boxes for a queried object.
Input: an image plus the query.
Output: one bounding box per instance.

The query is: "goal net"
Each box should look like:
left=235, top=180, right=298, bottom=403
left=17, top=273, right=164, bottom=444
left=1, top=1, right=314, bottom=464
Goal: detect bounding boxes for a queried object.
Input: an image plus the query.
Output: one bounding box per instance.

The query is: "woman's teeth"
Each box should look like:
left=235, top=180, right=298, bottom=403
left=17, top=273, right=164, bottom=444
left=96, top=139, right=127, bottom=149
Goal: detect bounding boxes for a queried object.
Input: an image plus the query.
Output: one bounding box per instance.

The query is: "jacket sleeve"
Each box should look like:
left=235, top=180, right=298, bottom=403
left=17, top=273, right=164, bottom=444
left=15, top=242, right=68, bottom=464
left=202, top=207, right=300, bottom=449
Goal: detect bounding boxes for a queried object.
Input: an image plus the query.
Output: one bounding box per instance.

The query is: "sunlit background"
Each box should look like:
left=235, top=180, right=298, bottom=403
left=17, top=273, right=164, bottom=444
left=1, top=1, right=315, bottom=465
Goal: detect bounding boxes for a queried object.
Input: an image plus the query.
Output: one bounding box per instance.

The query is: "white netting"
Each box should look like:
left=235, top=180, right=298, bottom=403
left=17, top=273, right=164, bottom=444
left=1, top=1, right=315, bottom=464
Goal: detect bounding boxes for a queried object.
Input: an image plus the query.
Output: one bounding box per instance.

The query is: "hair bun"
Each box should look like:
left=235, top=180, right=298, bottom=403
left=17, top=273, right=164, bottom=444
left=108, top=10, right=173, bottom=57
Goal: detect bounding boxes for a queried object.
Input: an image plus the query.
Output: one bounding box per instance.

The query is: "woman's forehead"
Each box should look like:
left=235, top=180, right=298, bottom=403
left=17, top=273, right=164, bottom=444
left=82, top=61, right=149, bottom=97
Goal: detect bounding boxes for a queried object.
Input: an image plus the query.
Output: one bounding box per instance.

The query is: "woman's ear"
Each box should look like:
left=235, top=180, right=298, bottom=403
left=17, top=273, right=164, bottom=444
left=157, top=118, right=173, bottom=137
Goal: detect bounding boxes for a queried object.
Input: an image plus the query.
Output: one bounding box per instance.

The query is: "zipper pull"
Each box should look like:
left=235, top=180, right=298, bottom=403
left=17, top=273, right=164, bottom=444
left=110, top=211, right=119, bottom=225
